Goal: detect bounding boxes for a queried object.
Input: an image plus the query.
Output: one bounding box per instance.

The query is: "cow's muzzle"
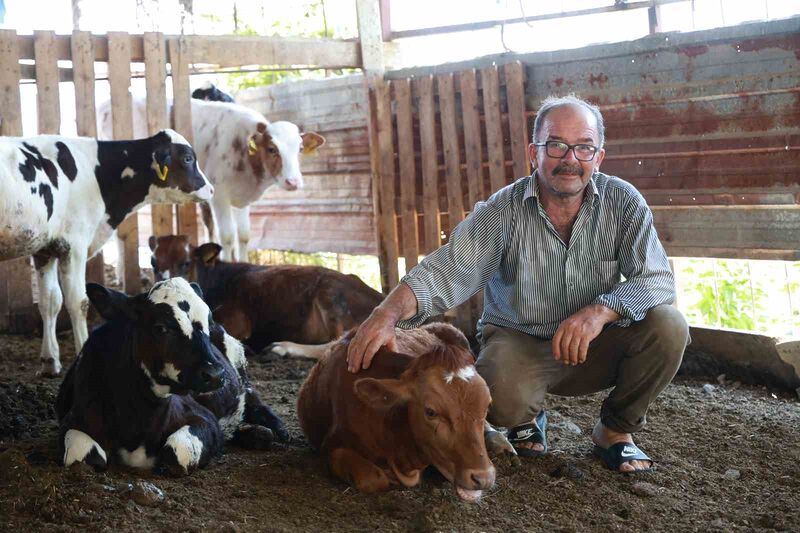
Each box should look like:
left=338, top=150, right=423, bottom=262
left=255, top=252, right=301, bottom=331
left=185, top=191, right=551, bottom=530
left=190, top=361, right=225, bottom=393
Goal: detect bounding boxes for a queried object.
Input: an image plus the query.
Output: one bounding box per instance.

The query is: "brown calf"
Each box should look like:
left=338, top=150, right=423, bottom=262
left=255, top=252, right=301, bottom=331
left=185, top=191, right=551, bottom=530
left=297, top=323, right=496, bottom=501
left=149, top=236, right=384, bottom=352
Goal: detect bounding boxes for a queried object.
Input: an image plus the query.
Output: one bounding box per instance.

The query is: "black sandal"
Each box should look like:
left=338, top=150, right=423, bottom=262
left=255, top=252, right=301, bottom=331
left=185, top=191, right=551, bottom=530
left=506, top=411, right=547, bottom=458
left=592, top=442, right=653, bottom=473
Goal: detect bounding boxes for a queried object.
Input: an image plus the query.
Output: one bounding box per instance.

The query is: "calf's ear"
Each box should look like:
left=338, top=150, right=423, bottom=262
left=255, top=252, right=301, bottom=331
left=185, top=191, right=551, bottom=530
left=189, top=282, right=204, bottom=300
left=86, top=283, right=137, bottom=322
left=153, top=131, right=172, bottom=168
left=354, top=378, right=411, bottom=412
left=301, top=132, right=325, bottom=155
left=194, top=243, right=222, bottom=265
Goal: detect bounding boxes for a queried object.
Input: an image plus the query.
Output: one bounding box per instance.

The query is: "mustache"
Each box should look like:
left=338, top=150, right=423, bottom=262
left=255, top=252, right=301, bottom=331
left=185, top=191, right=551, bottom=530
left=552, top=163, right=584, bottom=177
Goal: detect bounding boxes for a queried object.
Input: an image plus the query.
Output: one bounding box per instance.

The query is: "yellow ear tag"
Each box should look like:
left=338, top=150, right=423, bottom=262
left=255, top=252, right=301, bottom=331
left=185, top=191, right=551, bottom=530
left=155, top=165, right=169, bottom=181
left=248, top=138, right=258, bottom=156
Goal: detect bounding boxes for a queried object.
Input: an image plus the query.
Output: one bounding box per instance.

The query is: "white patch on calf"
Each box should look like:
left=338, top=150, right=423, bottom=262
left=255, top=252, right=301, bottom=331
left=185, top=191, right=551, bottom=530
left=164, top=425, right=203, bottom=473
left=162, top=128, right=191, bottom=147
left=64, top=429, right=107, bottom=467
left=147, top=278, right=210, bottom=338
left=444, top=365, right=477, bottom=384
left=218, top=393, right=246, bottom=440
left=119, top=445, right=156, bottom=469
left=160, top=362, right=181, bottom=383
left=162, top=269, right=171, bottom=278
left=141, top=363, right=172, bottom=398
left=266, top=121, right=305, bottom=190
left=223, top=333, right=246, bottom=370
left=120, top=166, right=135, bottom=179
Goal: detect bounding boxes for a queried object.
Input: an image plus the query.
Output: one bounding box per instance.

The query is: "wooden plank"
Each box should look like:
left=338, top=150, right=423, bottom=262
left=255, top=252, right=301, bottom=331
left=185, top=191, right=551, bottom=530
left=144, top=32, right=173, bottom=237
left=374, top=81, right=399, bottom=287
left=504, top=61, right=530, bottom=179
left=169, top=37, right=200, bottom=246
left=0, top=29, right=34, bottom=331
left=34, top=31, right=60, bottom=134
left=355, top=0, right=385, bottom=76
left=481, top=66, right=507, bottom=193
left=71, top=30, right=104, bottom=285
left=393, top=79, right=419, bottom=271
left=414, top=75, right=441, bottom=254
left=460, top=68, right=485, bottom=206
left=108, top=31, right=141, bottom=294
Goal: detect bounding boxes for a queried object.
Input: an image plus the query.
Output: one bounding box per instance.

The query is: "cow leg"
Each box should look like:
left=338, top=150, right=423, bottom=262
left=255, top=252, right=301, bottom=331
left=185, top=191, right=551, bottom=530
left=232, top=206, right=251, bottom=262
left=329, top=447, right=392, bottom=493
left=211, top=198, right=237, bottom=261
left=484, top=421, right=517, bottom=458
left=265, top=340, right=334, bottom=360
left=35, top=256, right=63, bottom=376
left=242, top=388, right=289, bottom=441
left=62, top=428, right=108, bottom=471
left=157, top=422, right=222, bottom=476
left=200, top=202, right=215, bottom=241
left=58, top=246, right=90, bottom=358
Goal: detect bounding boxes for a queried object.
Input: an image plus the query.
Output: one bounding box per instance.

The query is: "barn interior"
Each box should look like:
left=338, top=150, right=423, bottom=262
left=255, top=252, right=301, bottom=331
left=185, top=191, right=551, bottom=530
left=1, top=1, right=799, bottom=531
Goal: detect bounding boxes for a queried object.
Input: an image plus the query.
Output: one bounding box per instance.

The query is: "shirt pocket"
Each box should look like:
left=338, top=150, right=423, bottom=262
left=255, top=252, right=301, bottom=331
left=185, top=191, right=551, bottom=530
left=596, top=260, right=620, bottom=292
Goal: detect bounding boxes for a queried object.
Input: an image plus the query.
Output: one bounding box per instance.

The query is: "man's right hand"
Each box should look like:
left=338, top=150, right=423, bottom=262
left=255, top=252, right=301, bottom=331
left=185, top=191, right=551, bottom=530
left=346, top=308, right=398, bottom=373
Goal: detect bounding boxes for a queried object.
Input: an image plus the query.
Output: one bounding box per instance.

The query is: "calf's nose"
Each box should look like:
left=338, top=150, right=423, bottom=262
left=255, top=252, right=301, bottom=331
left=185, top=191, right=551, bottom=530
left=196, top=362, right=224, bottom=392
left=465, top=467, right=495, bottom=490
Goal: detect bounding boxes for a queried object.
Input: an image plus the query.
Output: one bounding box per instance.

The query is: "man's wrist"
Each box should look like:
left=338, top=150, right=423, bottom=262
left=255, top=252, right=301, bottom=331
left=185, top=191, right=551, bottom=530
left=585, top=303, right=621, bottom=324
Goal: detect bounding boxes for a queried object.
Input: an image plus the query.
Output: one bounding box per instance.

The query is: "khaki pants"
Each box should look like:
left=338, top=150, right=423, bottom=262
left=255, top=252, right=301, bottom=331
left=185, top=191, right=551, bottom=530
left=476, top=305, right=689, bottom=434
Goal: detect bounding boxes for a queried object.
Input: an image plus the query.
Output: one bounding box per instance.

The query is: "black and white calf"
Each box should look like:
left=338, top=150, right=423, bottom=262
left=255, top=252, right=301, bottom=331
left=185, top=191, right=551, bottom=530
left=56, top=277, right=286, bottom=475
left=0, top=129, right=213, bottom=376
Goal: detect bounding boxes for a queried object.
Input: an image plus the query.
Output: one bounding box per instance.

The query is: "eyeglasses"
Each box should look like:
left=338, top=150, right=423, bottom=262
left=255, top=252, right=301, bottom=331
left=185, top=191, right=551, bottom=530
left=533, top=141, right=598, bottom=162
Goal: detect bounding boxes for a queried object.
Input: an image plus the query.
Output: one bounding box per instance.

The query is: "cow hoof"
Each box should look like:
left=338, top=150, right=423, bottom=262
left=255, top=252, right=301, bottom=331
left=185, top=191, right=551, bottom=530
left=156, top=447, right=190, bottom=477
left=485, top=430, right=517, bottom=458
left=264, top=342, right=289, bottom=359
left=235, top=424, right=274, bottom=450
left=37, top=360, right=62, bottom=377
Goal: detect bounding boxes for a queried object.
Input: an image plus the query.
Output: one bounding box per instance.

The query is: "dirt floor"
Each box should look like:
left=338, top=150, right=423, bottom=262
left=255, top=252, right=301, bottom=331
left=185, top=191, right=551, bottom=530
left=1, top=330, right=799, bottom=533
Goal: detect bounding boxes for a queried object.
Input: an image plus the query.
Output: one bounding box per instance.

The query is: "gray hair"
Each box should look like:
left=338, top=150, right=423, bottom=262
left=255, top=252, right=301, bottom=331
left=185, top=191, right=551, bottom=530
left=531, top=95, right=605, bottom=148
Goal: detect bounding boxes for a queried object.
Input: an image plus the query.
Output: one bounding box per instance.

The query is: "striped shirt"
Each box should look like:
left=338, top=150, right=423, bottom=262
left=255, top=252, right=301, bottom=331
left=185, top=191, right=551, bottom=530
left=397, top=171, right=675, bottom=339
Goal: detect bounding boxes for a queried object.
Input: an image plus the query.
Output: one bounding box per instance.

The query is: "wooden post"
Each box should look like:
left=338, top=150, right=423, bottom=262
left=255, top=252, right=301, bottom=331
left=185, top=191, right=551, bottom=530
left=460, top=68, right=486, bottom=206
left=0, top=30, right=35, bottom=332
left=169, top=37, right=200, bottom=246
left=481, top=66, right=507, bottom=193
left=504, top=61, right=530, bottom=179
left=34, top=31, right=60, bottom=134
left=144, top=32, right=173, bottom=237
left=393, top=79, right=419, bottom=271
left=71, top=30, right=104, bottom=285
left=108, top=31, right=141, bottom=294
left=415, top=75, right=441, bottom=254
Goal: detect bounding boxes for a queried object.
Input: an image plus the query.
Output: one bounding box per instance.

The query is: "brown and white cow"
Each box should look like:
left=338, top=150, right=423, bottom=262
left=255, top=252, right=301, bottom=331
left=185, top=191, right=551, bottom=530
left=297, top=323, right=496, bottom=501
left=148, top=237, right=384, bottom=353
left=98, top=97, right=325, bottom=261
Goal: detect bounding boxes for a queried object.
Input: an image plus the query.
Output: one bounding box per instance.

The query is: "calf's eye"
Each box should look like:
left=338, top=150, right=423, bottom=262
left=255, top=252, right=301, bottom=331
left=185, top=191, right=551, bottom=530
left=183, top=155, right=194, bottom=165
left=154, top=324, right=169, bottom=335
left=424, top=407, right=437, bottom=418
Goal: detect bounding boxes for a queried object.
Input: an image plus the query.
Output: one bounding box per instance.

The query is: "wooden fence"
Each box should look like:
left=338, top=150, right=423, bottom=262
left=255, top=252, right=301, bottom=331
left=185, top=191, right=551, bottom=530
left=0, top=30, right=368, bottom=332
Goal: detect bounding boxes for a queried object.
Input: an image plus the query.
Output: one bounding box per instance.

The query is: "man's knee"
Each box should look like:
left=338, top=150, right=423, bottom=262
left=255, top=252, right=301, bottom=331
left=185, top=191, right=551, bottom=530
left=643, top=304, right=689, bottom=366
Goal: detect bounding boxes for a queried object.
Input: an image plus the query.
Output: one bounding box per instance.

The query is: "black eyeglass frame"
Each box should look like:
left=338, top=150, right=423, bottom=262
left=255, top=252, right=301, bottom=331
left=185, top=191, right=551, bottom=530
left=533, top=141, right=599, bottom=162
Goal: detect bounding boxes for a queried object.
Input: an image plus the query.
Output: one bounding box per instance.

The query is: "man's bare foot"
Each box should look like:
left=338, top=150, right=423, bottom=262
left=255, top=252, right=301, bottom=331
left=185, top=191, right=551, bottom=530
left=591, top=421, right=652, bottom=473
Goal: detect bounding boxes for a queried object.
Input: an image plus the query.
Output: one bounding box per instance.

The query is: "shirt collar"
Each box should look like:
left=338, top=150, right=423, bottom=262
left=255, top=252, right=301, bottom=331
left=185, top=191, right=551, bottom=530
left=524, top=170, right=600, bottom=203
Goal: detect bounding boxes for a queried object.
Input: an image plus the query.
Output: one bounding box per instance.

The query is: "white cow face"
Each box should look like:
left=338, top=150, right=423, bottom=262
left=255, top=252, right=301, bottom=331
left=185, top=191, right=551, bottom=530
left=248, top=122, right=325, bottom=191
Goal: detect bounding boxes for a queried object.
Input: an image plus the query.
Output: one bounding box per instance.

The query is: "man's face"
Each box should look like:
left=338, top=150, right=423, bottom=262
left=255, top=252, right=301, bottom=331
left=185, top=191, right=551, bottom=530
left=528, top=105, right=605, bottom=199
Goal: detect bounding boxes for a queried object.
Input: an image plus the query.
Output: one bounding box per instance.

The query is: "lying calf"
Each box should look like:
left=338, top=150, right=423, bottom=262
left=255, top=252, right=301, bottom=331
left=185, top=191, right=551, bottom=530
left=56, top=278, right=286, bottom=475
left=297, top=323, right=496, bottom=501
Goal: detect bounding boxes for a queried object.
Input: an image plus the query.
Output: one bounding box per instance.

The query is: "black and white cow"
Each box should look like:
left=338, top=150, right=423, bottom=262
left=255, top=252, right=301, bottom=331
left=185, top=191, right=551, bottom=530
left=192, top=81, right=235, bottom=103
left=56, top=277, right=286, bottom=475
left=0, top=129, right=213, bottom=376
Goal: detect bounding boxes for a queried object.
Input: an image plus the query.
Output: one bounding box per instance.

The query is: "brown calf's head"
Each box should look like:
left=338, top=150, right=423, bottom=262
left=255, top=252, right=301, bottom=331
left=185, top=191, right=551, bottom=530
left=354, top=345, right=495, bottom=502
left=247, top=121, right=325, bottom=191
left=149, top=130, right=214, bottom=203
left=86, top=279, right=226, bottom=397
left=149, top=234, right=193, bottom=281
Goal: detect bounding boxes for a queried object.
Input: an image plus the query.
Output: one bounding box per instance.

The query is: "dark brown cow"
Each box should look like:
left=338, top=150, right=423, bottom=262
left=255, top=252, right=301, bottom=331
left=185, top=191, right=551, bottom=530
left=149, top=236, right=384, bottom=353
left=297, top=323, right=496, bottom=501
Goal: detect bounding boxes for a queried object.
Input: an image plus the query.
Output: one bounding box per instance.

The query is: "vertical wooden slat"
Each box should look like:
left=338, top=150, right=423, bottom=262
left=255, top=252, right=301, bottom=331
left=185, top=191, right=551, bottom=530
left=34, top=31, right=60, bottom=134
left=144, top=32, right=173, bottom=237
left=71, top=30, right=104, bottom=285
left=481, top=66, right=506, bottom=193
left=374, top=81, right=399, bottom=287
left=393, top=79, right=419, bottom=271
left=505, top=61, right=530, bottom=180
left=460, top=68, right=485, bottom=206
left=414, top=75, right=440, bottom=254
left=169, top=37, right=200, bottom=246
left=108, top=31, right=141, bottom=294
left=0, top=29, right=34, bottom=332
left=366, top=82, right=390, bottom=292
left=437, top=72, right=471, bottom=330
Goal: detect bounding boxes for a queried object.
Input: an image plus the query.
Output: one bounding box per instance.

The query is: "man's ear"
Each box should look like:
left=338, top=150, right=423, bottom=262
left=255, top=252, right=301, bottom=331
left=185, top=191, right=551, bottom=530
left=301, top=131, right=325, bottom=155
left=353, top=378, right=411, bottom=412
left=86, top=283, right=137, bottom=322
left=194, top=243, right=222, bottom=266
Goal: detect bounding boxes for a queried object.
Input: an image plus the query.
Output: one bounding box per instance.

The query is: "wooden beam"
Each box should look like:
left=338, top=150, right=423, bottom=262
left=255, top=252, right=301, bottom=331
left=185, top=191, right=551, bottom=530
left=393, top=79, right=419, bottom=271
left=71, top=30, right=104, bottom=286
left=481, top=66, right=507, bottom=193
left=379, top=0, right=392, bottom=42
left=504, top=61, right=530, bottom=179
left=144, top=32, right=174, bottom=238
left=169, top=37, right=200, bottom=246
left=460, top=68, right=486, bottom=206
left=415, top=75, right=441, bottom=254
left=356, top=0, right=385, bottom=77
left=374, top=81, right=399, bottom=288
left=108, top=31, right=141, bottom=294
left=34, top=31, right=60, bottom=134
left=0, top=30, right=34, bottom=332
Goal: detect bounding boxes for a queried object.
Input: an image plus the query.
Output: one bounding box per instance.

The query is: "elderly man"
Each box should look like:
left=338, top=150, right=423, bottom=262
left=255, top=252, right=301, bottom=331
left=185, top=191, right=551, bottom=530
left=347, top=95, right=689, bottom=473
